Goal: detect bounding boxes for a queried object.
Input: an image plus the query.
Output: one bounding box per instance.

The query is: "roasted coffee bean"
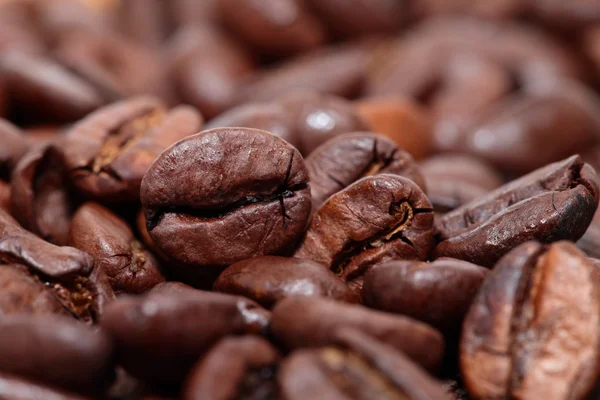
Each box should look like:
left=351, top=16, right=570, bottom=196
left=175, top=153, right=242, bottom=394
left=183, top=335, right=281, bottom=400
left=363, top=258, right=489, bottom=333
left=141, top=127, right=311, bottom=281
left=10, top=143, right=75, bottom=246
left=271, top=296, right=444, bottom=372
left=420, top=153, right=504, bottom=212
left=0, top=180, right=10, bottom=211
left=169, top=25, right=255, bottom=119
left=24, top=125, right=65, bottom=148
left=205, top=101, right=299, bottom=149
left=218, top=0, right=326, bottom=56
left=70, top=202, right=165, bottom=294
left=306, top=132, right=425, bottom=209
left=577, top=209, right=600, bottom=258
left=101, top=285, right=270, bottom=385
left=0, top=50, right=105, bottom=123
left=355, top=96, right=433, bottom=159
left=304, top=0, right=407, bottom=38
left=0, top=208, right=114, bottom=322
left=0, top=315, right=114, bottom=394
left=296, top=174, right=434, bottom=294
left=213, top=256, right=357, bottom=307
left=434, top=155, right=600, bottom=266
left=236, top=42, right=373, bottom=105
left=531, top=0, right=600, bottom=27
left=0, top=117, right=28, bottom=180
left=62, top=97, right=202, bottom=203
left=0, top=373, right=86, bottom=400
left=279, top=328, right=450, bottom=400
left=0, top=264, right=69, bottom=317
left=461, top=241, right=600, bottom=400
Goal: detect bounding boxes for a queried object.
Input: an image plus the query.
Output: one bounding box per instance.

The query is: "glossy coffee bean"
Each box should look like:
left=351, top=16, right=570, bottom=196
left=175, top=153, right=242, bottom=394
left=101, top=284, right=270, bottom=385
left=218, top=0, right=326, bottom=56
left=141, top=127, right=311, bottom=281
left=0, top=315, right=114, bottom=394
left=213, top=256, right=357, bottom=307
left=69, top=202, right=165, bottom=294
left=0, top=208, right=114, bottom=322
left=271, top=296, right=444, bottom=372
left=420, top=153, right=504, bottom=212
left=306, top=132, right=425, bottom=209
left=355, top=96, right=433, bottom=159
left=296, top=174, right=434, bottom=294
left=62, top=97, right=203, bottom=203
left=183, top=336, right=281, bottom=400
left=10, top=143, right=75, bottom=246
left=461, top=241, right=600, bottom=400
left=0, top=373, right=86, bottom=400
left=434, top=155, right=600, bottom=266
left=0, top=117, right=28, bottom=180
left=363, top=258, right=489, bottom=333
left=279, top=328, right=450, bottom=400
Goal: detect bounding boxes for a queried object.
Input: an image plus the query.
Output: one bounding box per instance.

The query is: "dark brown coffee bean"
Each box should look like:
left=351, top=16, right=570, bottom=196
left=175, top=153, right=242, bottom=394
left=0, top=264, right=69, bottom=317
left=183, top=335, right=281, bottom=400
left=434, top=155, right=600, bottom=266
left=214, top=256, right=357, bottom=307
left=0, top=373, right=86, bottom=400
left=101, top=287, right=270, bottom=385
left=296, top=174, right=434, bottom=294
left=236, top=42, right=373, bottom=105
left=141, top=127, right=311, bottom=281
left=0, top=315, right=114, bottom=394
left=0, top=208, right=114, bottom=322
left=62, top=97, right=202, bottom=203
left=10, top=143, right=75, bottom=246
left=355, top=96, right=433, bottom=160
left=0, top=117, right=28, bottom=180
left=362, top=258, right=489, bottom=333
left=69, top=202, right=165, bottom=294
left=461, top=241, right=600, bottom=400
left=0, top=50, right=105, bottom=122
left=205, top=101, right=299, bottom=148
left=0, top=180, right=10, bottom=211
left=420, top=153, right=504, bottom=212
left=271, top=296, right=444, bottom=372
left=218, top=0, right=326, bottom=56
left=304, top=0, right=407, bottom=38
left=306, top=132, right=425, bottom=209
left=279, top=328, right=450, bottom=400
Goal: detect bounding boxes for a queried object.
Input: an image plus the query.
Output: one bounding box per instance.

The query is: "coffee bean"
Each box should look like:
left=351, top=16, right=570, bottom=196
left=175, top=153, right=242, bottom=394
left=183, top=336, right=281, bottom=400
left=0, top=315, right=114, bottom=394
left=101, top=285, right=270, bottom=385
left=434, top=155, right=599, bottom=266
left=306, top=132, right=425, bottom=209
left=363, top=258, right=489, bottom=333
left=461, top=241, right=600, bottom=400
left=141, top=127, right=311, bottom=282
left=0, top=117, right=28, bottom=180
left=62, top=97, right=203, bottom=203
left=279, top=328, right=450, bottom=400
left=69, top=202, right=165, bottom=294
left=0, top=180, right=10, bottom=211
left=296, top=174, right=434, bottom=294
left=577, top=209, right=600, bottom=258
left=271, top=296, right=444, bottom=372
left=214, top=256, right=357, bottom=307
left=218, top=0, right=326, bottom=56
left=420, top=153, right=504, bottom=212
left=10, top=143, right=75, bottom=246
left=0, top=373, right=86, bottom=400
left=0, top=208, right=114, bottom=322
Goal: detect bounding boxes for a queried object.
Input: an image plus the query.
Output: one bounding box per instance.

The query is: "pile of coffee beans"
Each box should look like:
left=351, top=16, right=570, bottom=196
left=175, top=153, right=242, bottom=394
left=3, top=0, right=600, bottom=399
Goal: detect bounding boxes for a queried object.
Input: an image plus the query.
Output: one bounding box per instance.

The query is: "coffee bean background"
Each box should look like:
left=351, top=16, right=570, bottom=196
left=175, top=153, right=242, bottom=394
left=1, top=0, right=600, bottom=399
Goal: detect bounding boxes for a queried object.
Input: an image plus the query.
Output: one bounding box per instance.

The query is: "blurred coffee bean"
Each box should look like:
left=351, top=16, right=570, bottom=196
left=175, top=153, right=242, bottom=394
left=363, top=258, right=489, bottom=333
left=461, top=241, right=600, bottom=400
left=434, top=156, right=599, bottom=266
left=0, top=180, right=10, bottom=211
left=0, top=117, right=28, bottom=180
left=70, top=202, right=165, bottom=294
left=0, top=373, right=86, bottom=400
left=214, top=256, right=357, bottom=307
left=271, top=296, right=445, bottom=372
left=296, top=174, right=434, bottom=294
